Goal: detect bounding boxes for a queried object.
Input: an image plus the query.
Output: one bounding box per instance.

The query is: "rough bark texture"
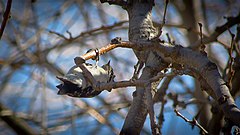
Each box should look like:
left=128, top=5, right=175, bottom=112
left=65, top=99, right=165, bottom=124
left=176, top=0, right=211, bottom=130
left=154, top=44, right=240, bottom=126
left=120, top=1, right=166, bottom=134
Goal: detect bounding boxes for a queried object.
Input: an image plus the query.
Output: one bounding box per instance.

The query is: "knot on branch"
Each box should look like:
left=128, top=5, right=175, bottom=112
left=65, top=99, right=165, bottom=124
left=218, top=95, right=229, bottom=105
left=111, top=37, right=122, bottom=44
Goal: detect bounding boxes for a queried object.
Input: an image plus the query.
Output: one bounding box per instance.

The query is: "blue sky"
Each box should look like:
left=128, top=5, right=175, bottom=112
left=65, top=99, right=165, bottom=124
left=1, top=0, right=239, bottom=134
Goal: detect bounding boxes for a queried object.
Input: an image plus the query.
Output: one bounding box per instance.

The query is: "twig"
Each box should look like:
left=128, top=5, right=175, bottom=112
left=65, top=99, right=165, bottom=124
left=49, top=30, right=69, bottom=40
left=153, top=22, right=230, bottom=48
left=44, top=21, right=128, bottom=53
left=78, top=49, right=163, bottom=134
left=166, top=33, right=172, bottom=44
left=227, top=29, right=235, bottom=89
left=74, top=55, right=177, bottom=92
left=157, top=0, right=169, bottom=38
left=76, top=38, right=240, bottom=126
left=74, top=21, right=127, bottom=40
left=0, top=0, right=12, bottom=39
left=235, top=25, right=240, bottom=55
left=198, top=23, right=205, bottom=52
left=96, top=72, right=174, bottom=91
left=158, top=97, right=165, bottom=131
left=145, top=83, right=160, bottom=135
left=192, top=12, right=240, bottom=49
left=153, top=76, right=174, bottom=130
left=162, top=0, right=169, bottom=26
left=66, top=30, right=73, bottom=39
left=174, top=109, right=208, bottom=134
left=80, top=41, right=133, bottom=60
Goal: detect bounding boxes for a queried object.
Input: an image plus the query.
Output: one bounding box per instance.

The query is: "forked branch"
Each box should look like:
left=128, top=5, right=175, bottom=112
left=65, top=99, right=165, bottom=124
left=76, top=38, right=240, bottom=126
left=174, top=109, right=208, bottom=134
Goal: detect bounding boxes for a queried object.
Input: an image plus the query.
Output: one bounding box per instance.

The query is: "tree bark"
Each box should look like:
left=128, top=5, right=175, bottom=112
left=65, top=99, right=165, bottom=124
left=120, top=1, right=167, bottom=134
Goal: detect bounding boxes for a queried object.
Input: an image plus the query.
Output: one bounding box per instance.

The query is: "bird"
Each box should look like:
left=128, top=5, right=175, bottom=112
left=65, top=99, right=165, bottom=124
left=56, top=61, right=114, bottom=98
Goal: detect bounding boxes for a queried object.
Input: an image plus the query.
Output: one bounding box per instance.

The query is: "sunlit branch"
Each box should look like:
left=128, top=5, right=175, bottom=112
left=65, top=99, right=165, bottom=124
left=78, top=38, right=240, bottom=126
left=227, top=29, right=235, bottom=89
left=75, top=56, right=177, bottom=91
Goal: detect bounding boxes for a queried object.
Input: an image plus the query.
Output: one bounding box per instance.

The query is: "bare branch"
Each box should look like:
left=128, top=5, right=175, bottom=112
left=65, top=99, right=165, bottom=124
left=0, top=0, right=12, bottom=39
left=101, top=71, right=174, bottom=90
left=157, top=0, right=169, bottom=38
left=192, top=12, right=240, bottom=49
left=226, top=29, right=235, bottom=89
left=79, top=40, right=240, bottom=126
left=153, top=75, right=174, bottom=103
left=153, top=22, right=230, bottom=48
left=49, top=30, right=70, bottom=40
left=44, top=21, right=128, bottom=53
left=73, top=57, right=176, bottom=91
left=198, top=23, right=206, bottom=52
left=145, top=83, right=160, bottom=135
left=80, top=41, right=134, bottom=60
left=0, top=102, right=38, bottom=135
left=174, top=109, right=208, bottom=134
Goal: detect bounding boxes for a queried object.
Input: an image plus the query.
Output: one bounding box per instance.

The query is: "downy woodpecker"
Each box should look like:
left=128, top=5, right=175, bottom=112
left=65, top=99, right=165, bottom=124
left=56, top=61, right=114, bottom=98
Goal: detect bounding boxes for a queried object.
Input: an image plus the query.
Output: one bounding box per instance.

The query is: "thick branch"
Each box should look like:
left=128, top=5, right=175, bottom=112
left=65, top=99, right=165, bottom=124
left=80, top=40, right=240, bottom=126
left=153, top=45, right=240, bottom=126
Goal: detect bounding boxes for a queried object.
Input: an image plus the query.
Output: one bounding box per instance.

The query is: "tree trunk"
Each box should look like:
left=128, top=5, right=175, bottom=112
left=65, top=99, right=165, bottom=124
left=120, top=1, right=166, bottom=134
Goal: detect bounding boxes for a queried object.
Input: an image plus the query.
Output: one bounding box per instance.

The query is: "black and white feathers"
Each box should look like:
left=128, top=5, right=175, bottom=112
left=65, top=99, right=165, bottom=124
left=56, top=61, right=114, bottom=98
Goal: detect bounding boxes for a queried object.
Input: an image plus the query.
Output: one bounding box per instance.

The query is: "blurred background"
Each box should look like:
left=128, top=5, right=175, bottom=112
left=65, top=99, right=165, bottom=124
left=0, top=0, right=239, bottom=134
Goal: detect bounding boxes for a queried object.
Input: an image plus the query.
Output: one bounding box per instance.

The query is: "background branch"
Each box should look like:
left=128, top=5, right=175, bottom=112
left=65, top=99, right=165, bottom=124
left=174, top=109, right=208, bottom=134
left=0, top=103, right=37, bottom=135
left=0, top=0, right=12, bottom=39
left=192, top=12, right=240, bottom=49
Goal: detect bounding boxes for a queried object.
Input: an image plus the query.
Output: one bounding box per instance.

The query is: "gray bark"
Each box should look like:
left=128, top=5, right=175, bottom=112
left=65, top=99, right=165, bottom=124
left=120, top=1, right=167, bottom=134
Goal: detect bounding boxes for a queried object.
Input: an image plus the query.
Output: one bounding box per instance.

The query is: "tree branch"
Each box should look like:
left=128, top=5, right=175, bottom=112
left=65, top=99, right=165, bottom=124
left=0, top=0, right=12, bottom=39
left=192, top=12, right=240, bottom=49
left=174, top=109, right=208, bottom=134
left=74, top=56, right=176, bottom=92
left=0, top=102, right=37, bottom=135
left=145, top=83, right=160, bottom=135
left=79, top=40, right=240, bottom=126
